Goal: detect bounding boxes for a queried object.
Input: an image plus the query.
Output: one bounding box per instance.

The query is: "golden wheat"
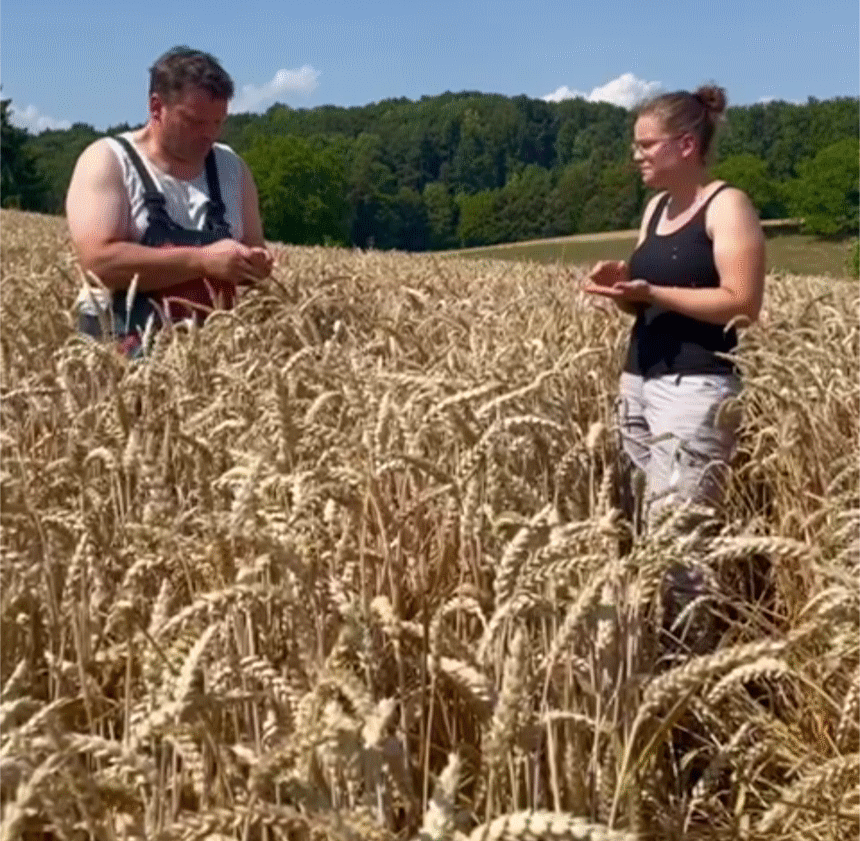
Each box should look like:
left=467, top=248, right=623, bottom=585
left=1, top=209, right=858, bottom=840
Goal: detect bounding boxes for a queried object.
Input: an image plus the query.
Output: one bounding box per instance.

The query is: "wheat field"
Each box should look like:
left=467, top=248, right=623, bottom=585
left=1, top=208, right=857, bottom=841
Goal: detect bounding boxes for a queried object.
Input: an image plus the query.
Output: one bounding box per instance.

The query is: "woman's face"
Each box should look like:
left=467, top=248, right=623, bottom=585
left=631, top=114, right=685, bottom=188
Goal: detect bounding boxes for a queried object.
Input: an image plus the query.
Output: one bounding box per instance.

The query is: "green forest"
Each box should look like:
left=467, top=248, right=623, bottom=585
left=2, top=93, right=858, bottom=251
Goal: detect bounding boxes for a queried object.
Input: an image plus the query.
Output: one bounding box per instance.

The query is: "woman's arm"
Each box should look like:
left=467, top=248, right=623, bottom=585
left=647, top=188, right=765, bottom=324
left=586, top=188, right=766, bottom=326
left=585, top=191, right=665, bottom=316
left=621, top=191, right=666, bottom=315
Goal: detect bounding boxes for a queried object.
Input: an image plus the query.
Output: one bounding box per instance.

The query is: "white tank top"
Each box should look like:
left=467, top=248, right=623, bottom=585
left=76, top=131, right=245, bottom=314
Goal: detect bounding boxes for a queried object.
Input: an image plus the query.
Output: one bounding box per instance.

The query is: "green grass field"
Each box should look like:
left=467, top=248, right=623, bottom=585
left=449, top=232, right=856, bottom=278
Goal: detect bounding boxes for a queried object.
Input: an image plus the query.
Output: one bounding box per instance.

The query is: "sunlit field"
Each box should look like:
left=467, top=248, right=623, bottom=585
left=1, top=208, right=857, bottom=840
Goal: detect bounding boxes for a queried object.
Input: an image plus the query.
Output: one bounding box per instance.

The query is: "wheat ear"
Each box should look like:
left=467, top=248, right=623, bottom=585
left=466, top=811, right=636, bottom=841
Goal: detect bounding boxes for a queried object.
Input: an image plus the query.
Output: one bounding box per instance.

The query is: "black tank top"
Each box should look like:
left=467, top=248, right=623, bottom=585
left=624, top=184, right=737, bottom=377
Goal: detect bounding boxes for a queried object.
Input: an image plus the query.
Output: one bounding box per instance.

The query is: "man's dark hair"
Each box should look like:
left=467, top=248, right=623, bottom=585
left=149, top=46, right=234, bottom=102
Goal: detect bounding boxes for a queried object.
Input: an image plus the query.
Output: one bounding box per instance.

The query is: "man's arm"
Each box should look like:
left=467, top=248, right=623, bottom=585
left=236, top=157, right=275, bottom=280
left=65, top=140, right=267, bottom=291
left=239, top=158, right=267, bottom=248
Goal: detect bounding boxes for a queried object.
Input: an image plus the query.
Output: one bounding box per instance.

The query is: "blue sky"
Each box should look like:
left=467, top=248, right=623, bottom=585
left=2, top=0, right=858, bottom=133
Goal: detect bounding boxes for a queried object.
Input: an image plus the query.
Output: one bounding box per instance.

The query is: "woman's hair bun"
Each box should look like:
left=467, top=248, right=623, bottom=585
left=694, top=84, right=727, bottom=115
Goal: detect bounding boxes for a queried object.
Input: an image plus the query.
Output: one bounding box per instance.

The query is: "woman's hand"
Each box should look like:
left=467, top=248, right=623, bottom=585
left=584, top=260, right=629, bottom=289
left=583, top=260, right=651, bottom=306
left=584, top=278, right=652, bottom=303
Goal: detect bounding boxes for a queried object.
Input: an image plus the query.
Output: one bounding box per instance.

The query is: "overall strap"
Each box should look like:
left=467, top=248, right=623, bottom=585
left=113, top=135, right=165, bottom=210
left=114, top=134, right=230, bottom=239
left=203, top=149, right=230, bottom=234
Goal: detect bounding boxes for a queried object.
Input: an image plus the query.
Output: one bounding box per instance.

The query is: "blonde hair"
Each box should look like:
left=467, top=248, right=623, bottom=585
left=637, top=84, right=728, bottom=160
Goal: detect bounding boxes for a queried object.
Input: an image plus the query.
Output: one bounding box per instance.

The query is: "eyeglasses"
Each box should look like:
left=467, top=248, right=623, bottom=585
left=630, top=135, right=682, bottom=154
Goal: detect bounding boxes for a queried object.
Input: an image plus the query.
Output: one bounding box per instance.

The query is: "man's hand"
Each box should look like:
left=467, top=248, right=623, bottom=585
left=200, top=240, right=272, bottom=285
left=247, top=246, right=274, bottom=280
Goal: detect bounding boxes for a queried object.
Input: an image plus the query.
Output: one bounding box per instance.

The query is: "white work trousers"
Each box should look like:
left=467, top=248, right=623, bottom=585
left=617, top=371, right=742, bottom=526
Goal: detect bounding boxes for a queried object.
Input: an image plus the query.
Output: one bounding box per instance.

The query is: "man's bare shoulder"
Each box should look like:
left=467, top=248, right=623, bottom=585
left=76, top=136, right=121, bottom=165
left=211, top=141, right=242, bottom=163
left=66, top=136, right=130, bottom=243
left=211, top=141, right=250, bottom=179
left=67, top=137, right=126, bottom=192
left=212, top=142, right=256, bottom=200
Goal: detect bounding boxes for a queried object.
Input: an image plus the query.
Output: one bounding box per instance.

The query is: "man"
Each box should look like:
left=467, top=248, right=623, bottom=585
left=66, top=46, right=273, bottom=355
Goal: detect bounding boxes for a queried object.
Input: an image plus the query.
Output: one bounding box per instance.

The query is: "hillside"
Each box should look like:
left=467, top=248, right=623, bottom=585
left=4, top=93, right=858, bottom=251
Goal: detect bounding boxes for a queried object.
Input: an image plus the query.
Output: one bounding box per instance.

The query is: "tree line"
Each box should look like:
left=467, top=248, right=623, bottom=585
left=2, top=92, right=858, bottom=250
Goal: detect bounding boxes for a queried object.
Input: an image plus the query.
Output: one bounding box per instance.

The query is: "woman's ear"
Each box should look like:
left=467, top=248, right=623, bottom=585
left=678, top=132, right=699, bottom=161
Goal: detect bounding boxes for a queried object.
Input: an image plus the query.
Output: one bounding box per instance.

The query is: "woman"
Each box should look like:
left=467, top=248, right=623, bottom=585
left=585, top=85, right=765, bottom=530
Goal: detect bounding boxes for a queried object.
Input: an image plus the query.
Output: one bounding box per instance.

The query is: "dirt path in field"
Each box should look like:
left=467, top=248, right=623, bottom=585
left=436, top=219, right=800, bottom=257
left=439, top=229, right=639, bottom=256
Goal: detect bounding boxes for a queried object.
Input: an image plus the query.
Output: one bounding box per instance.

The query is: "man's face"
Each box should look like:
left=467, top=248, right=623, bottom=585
left=150, top=86, right=228, bottom=166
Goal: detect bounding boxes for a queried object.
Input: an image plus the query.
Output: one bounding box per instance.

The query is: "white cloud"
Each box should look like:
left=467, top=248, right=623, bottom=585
left=230, top=65, right=320, bottom=113
left=757, top=95, right=801, bottom=105
left=542, top=72, right=661, bottom=109
left=8, top=103, right=71, bottom=133
left=543, top=85, right=585, bottom=104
